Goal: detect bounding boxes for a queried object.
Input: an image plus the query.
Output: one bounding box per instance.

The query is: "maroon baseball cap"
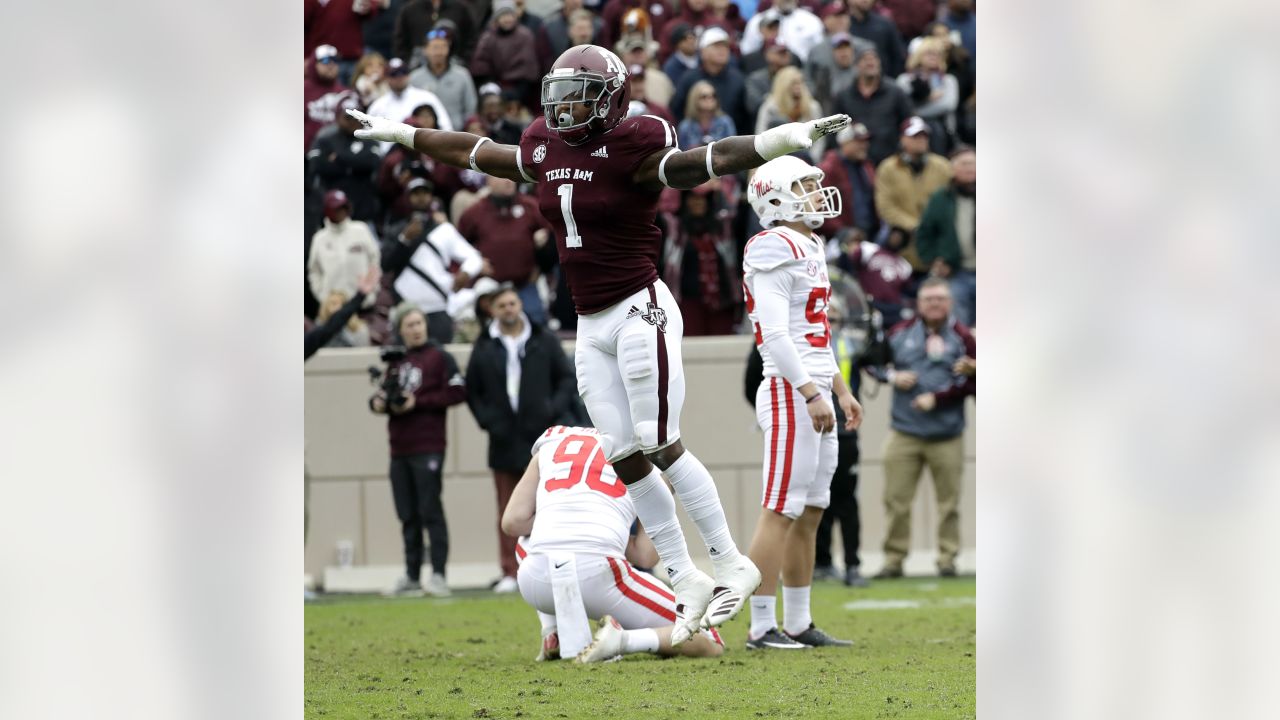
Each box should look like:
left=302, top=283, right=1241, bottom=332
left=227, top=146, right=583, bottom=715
left=819, top=2, right=848, bottom=19
left=323, top=190, right=351, bottom=219
left=831, top=32, right=855, bottom=48
left=387, top=58, right=409, bottom=77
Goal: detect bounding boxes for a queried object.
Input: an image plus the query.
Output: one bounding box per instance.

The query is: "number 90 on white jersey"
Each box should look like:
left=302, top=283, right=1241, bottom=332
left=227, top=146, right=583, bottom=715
left=525, top=426, right=636, bottom=557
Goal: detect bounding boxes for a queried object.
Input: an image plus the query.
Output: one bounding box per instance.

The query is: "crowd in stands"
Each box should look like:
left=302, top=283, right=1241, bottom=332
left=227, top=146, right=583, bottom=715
left=305, top=0, right=978, bottom=348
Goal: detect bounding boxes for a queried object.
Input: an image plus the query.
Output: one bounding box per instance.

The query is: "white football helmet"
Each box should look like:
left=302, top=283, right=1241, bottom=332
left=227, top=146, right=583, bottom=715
left=747, top=155, right=842, bottom=229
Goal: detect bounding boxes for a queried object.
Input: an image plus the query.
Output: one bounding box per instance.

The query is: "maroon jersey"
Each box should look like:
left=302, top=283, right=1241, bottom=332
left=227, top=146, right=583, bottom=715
left=518, top=114, right=678, bottom=314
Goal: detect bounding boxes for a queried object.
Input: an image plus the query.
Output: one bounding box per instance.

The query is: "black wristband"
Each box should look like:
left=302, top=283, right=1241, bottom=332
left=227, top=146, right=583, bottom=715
left=806, top=393, right=823, bottom=405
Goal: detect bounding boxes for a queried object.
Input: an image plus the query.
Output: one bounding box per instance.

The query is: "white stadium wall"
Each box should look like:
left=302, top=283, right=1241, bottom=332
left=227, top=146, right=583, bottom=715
left=304, top=336, right=975, bottom=590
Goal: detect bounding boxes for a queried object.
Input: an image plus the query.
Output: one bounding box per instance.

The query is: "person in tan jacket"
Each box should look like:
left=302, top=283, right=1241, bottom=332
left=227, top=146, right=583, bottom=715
left=873, top=116, right=952, bottom=270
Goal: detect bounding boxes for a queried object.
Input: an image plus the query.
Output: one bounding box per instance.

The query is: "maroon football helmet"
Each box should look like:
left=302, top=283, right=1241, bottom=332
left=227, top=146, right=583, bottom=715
left=540, top=45, right=632, bottom=146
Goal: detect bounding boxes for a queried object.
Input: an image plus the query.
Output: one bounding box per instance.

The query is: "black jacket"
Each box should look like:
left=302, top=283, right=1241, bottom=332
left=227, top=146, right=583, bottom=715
left=310, top=125, right=384, bottom=223
left=466, top=320, right=578, bottom=471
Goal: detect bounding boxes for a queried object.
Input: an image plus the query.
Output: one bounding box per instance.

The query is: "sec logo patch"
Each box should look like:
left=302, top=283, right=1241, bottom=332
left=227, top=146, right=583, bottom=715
left=807, top=260, right=819, bottom=277
left=533, top=144, right=547, bottom=163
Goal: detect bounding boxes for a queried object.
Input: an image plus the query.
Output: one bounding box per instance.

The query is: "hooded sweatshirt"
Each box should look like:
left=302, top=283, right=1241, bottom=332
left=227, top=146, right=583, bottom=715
left=304, top=59, right=350, bottom=151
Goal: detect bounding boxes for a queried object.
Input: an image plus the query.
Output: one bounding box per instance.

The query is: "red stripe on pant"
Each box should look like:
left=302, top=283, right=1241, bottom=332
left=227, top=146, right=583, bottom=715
left=607, top=557, right=677, bottom=622
left=648, top=285, right=668, bottom=445
left=773, top=380, right=796, bottom=513
left=622, top=562, right=675, bottom=602
left=515, top=542, right=527, bottom=560
left=764, top=378, right=780, bottom=509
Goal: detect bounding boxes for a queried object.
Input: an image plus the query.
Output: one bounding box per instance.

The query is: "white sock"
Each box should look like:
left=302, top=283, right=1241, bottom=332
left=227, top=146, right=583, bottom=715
left=782, top=585, right=812, bottom=636
left=663, top=452, right=740, bottom=563
left=621, top=627, right=660, bottom=655
left=749, top=595, right=777, bottom=638
left=626, top=467, right=697, bottom=583
left=538, top=611, right=557, bottom=637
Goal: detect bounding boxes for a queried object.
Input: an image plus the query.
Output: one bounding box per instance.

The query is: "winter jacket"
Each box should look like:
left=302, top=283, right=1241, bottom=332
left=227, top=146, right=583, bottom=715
left=916, top=184, right=973, bottom=271
left=671, top=65, right=748, bottom=135
left=409, top=61, right=478, bottom=131
left=874, top=152, right=952, bottom=268
left=833, top=79, right=913, bottom=166
left=393, top=0, right=477, bottom=61
left=470, top=25, right=541, bottom=91
left=306, top=0, right=379, bottom=60
left=457, top=196, right=555, bottom=285
left=307, top=217, right=381, bottom=306
left=385, top=343, right=467, bottom=456
left=465, top=321, right=577, bottom=471
left=309, top=125, right=385, bottom=222
left=304, top=60, right=350, bottom=151
left=887, top=317, right=975, bottom=440
left=818, top=149, right=878, bottom=237
left=847, top=10, right=907, bottom=77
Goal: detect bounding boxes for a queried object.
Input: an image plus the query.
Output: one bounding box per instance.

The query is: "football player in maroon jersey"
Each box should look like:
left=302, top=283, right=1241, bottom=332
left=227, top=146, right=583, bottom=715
left=348, top=44, right=849, bottom=645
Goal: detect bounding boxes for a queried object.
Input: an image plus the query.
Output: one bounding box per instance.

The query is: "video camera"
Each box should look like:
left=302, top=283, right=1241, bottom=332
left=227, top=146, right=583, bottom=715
left=367, top=346, right=410, bottom=410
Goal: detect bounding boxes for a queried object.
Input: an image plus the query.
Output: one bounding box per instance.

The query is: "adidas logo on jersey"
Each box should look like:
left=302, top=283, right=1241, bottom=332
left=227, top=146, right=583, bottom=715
left=590, top=146, right=609, bottom=158
left=625, top=305, right=641, bottom=319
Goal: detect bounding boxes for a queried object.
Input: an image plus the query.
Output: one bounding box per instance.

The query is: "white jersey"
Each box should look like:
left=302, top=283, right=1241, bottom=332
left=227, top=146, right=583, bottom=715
left=525, top=426, right=635, bottom=558
left=742, top=225, right=838, bottom=383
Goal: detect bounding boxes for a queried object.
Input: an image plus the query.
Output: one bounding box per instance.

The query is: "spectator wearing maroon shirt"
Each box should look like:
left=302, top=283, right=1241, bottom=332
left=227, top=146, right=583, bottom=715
left=307, top=0, right=385, bottom=84
left=626, top=64, right=676, bottom=124
left=304, top=46, right=350, bottom=152
left=879, top=0, right=938, bottom=41
left=457, top=176, right=555, bottom=325
left=600, top=0, right=675, bottom=52
left=837, top=226, right=914, bottom=325
left=818, top=121, right=879, bottom=239
left=470, top=0, right=541, bottom=110
left=660, top=181, right=742, bottom=336
left=370, top=306, right=468, bottom=597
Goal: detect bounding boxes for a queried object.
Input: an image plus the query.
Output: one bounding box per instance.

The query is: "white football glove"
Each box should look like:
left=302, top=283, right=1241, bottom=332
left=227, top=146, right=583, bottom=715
left=346, top=109, right=416, bottom=146
left=754, top=114, right=851, bottom=160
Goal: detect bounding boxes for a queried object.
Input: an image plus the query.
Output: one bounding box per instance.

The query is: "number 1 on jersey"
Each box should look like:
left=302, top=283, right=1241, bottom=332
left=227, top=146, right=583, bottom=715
left=557, top=184, right=582, bottom=248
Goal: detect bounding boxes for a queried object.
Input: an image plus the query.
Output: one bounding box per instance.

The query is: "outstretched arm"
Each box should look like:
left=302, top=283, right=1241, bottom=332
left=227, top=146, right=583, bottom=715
left=345, top=109, right=531, bottom=183
left=634, top=114, right=850, bottom=190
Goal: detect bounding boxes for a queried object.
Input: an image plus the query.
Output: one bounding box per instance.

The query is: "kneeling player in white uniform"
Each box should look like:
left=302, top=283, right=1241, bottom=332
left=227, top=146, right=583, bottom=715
left=502, top=426, right=725, bottom=662
left=740, top=157, right=863, bottom=649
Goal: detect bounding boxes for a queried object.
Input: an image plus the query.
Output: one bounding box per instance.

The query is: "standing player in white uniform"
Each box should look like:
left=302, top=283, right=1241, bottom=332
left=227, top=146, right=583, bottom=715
left=740, top=156, right=864, bottom=649
left=502, top=426, right=725, bottom=663
left=347, top=44, right=853, bottom=643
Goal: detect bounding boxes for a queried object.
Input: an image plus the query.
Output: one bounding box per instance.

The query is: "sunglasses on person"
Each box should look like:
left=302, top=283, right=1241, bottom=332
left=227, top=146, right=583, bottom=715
left=318, top=56, right=337, bottom=64
left=425, top=29, right=450, bottom=41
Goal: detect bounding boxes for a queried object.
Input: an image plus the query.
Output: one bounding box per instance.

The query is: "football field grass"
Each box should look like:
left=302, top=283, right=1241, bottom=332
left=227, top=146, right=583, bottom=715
left=306, top=576, right=975, bottom=719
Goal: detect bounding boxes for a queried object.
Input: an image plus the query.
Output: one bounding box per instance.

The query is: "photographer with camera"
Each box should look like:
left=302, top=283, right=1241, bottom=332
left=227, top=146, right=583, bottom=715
left=895, top=38, right=959, bottom=155
left=382, top=177, right=489, bottom=345
left=369, top=304, right=468, bottom=597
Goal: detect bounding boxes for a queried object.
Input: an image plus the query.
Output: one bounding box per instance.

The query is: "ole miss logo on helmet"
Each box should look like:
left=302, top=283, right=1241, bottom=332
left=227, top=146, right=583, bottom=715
left=752, top=178, right=775, bottom=197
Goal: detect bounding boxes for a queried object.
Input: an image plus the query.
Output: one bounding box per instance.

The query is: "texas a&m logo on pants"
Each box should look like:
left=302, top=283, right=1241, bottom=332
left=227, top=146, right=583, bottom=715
left=641, top=302, right=667, bottom=333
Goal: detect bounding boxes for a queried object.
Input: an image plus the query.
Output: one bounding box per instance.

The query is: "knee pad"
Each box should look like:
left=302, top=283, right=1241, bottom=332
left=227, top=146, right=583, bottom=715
left=634, top=420, right=659, bottom=450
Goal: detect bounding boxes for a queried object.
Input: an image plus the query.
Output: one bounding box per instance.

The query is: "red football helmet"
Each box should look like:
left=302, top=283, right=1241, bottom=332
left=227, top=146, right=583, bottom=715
left=540, top=45, right=632, bottom=145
